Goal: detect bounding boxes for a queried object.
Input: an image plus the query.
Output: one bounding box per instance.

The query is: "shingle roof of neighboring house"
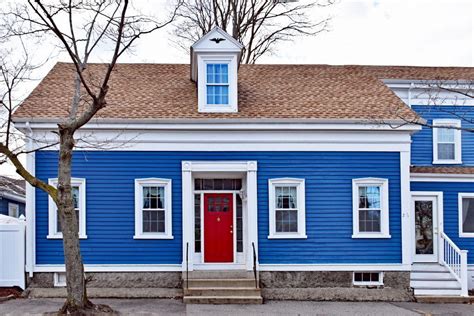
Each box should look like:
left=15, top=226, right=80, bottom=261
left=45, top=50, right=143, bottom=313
left=411, top=166, right=474, bottom=175
left=0, top=175, right=26, bottom=200
left=12, top=63, right=474, bottom=123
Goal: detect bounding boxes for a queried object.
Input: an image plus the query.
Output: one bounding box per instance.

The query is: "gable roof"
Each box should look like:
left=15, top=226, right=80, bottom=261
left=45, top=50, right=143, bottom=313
left=12, top=63, right=474, bottom=123
left=0, top=175, right=25, bottom=202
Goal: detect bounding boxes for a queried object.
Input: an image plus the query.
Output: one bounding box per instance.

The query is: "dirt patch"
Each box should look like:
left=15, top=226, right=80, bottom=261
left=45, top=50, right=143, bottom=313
left=0, top=287, right=23, bottom=301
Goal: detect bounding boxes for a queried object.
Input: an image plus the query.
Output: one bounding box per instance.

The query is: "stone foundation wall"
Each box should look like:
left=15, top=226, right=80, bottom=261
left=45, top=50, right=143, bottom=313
left=259, top=271, right=413, bottom=301
left=27, top=272, right=182, bottom=289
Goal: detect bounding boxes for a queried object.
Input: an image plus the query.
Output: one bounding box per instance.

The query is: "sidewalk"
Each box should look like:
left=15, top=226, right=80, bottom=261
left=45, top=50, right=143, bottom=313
left=1, top=298, right=474, bottom=315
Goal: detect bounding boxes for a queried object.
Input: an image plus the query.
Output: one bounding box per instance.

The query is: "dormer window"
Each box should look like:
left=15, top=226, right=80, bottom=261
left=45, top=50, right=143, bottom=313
left=206, top=63, right=229, bottom=105
left=191, top=26, right=243, bottom=113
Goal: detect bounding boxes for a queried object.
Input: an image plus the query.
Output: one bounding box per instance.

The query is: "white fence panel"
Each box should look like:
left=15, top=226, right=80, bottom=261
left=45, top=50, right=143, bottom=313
left=0, top=215, right=26, bottom=289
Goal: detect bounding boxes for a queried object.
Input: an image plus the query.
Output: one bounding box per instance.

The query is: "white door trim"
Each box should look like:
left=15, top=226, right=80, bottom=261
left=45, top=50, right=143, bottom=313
left=181, top=161, right=258, bottom=271
left=411, top=191, right=444, bottom=263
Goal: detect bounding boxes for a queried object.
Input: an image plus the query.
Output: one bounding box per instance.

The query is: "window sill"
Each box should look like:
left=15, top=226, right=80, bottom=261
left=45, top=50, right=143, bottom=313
left=459, top=233, right=474, bottom=238
left=352, top=234, right=391, bottom=239
left=268, top=234, right=307, bottom=240
left=133, top=234, right=174, bottom=240
left=353, top=282, right=383, bottom=286
left=198, top=105, right=237, bottom=113
left=432, top=160, right=462, bottom=165
left=47, top=234, right=88, bottom=240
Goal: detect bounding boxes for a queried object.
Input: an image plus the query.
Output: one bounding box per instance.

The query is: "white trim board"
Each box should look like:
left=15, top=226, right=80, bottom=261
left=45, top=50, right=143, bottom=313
left=33, top=263, right=411, bottom=272
left=259, top=264, right=412, bottom=272
left=33, top=264, right=182, bottom=273
left=411, top=174, right=474, bottom=182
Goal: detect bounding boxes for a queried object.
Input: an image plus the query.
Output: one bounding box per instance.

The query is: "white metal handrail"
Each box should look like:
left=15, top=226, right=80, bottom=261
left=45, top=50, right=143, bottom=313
left=440, top=232, right=469, bottom=297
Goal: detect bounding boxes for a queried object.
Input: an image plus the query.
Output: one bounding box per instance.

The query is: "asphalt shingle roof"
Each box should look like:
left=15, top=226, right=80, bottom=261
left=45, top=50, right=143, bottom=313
left=13, top=63, right=474, bottom=122
left=0, top=175, right=25, bottom=198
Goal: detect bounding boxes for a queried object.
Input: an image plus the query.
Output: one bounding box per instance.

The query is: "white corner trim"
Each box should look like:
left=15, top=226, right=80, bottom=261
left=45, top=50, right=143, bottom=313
left=25, top=138, right=36, bottom=276
left=47, top=178, right=87, bottom=239
left=134, top=178, right=173, bottom=239
left=458, top=193, right=474, bottom=238
left=268, top=178, right=306, bottom=239
left=259, top=263, right=411, bottom=272
left=352, top=178, right=390, bottom=239
left=400, top=151, right=412, bottom=265
left=432, top=119, right=462, bottom=165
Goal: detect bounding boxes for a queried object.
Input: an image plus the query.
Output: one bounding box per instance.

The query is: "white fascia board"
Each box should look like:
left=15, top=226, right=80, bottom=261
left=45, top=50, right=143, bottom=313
left=14, top=119, right=422, bottom=132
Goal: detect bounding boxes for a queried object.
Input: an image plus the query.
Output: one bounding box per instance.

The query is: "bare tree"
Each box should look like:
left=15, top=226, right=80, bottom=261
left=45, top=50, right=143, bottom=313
left=0, top=0, right=179, bottom=313
left=387, top=80, right=474, bottom=132
left=171, top=0, right=333, bottom=64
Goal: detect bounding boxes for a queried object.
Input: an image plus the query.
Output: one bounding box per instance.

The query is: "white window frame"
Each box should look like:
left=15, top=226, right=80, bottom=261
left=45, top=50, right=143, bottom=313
left=53, top=272, right=67, bottom=287
left=198, top=55, right=238, bottom=113
left=353, top=272, right=384, bottom=286
left=352, top=178, right=390, bottom=239
left=47, top=178, right=87, bottom=239
left=268, top=178, right=307, bottom=239
left=8, top=202, right=19, bottom=218
left=134, top=178, right=173, bottom=239
left=432, top=119, right=462, bottom=164
left=458, top=193, right=474, bottom=237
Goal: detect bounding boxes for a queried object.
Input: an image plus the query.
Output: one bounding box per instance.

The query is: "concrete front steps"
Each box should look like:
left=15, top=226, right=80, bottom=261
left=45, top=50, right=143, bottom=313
left=182, top=271, right=262, bottom=304
left=410, top=263, right=463, bottom=297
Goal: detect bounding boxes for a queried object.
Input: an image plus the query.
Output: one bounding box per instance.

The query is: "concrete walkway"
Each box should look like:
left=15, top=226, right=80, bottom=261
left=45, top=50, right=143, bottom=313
left=1, top=298, right=474, bottom=315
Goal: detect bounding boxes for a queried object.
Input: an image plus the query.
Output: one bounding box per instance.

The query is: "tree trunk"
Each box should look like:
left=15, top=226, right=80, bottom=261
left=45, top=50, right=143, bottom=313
left=56, top=128, right=90, bottom=312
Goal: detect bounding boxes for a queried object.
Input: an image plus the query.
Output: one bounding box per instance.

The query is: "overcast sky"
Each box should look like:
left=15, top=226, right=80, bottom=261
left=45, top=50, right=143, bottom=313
left=60, top=0, right=472, bottom=66
left=1, top=0, right=473, bottom=178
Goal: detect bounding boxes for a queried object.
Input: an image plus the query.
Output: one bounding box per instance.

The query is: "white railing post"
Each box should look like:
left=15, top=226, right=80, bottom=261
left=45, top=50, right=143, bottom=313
left=460, top=250, right=469, bottom=297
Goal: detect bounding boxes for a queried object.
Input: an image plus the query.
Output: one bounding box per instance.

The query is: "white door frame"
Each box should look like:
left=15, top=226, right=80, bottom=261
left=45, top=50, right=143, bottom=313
left=181, top=161, right=258, bottom=271
left=411, top=191, right=444, bottom=263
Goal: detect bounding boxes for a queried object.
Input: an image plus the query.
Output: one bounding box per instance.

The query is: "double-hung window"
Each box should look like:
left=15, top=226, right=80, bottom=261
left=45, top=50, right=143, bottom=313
left=458, top=193, right=474, bottom=237
left=206, top=63, right=229, bottom=105
left=48, top=178, right=87, bottom=239
left=268, top=178, right=306, bottom=239
left=433, top=119, right=461, bottom=164
left=134, top=178, right=173, bottom=239
left=352, top=178, right=390, bottom=238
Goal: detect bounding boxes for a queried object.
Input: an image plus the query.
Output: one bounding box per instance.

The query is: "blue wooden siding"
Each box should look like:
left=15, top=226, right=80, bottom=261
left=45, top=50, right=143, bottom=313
left=411, top=181, right=474, bottom=263
left=411, top=105, right=474, bottom=166
left=0, top=197, right=25, bottom=216
left=36, top=151, right=402, bottom=265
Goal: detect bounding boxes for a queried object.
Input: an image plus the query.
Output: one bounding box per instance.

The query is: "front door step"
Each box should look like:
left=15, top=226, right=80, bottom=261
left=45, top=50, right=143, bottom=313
left=182, top=271, right=262, bottom=304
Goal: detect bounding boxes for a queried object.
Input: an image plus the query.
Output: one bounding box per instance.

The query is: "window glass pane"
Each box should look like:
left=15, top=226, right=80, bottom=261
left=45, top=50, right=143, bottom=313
left=143, top=210, right=165, bottom=233
left=276, top=186, right=297, bottom=209
left=143, top=186, right=165, bottom=209
left=462, top=198, right=474, bottom=233
left=359, top=186, right=380, bottom=209
left=72, top=186, right=80, bottom=209
left=438, top=128, right=454, bottom=143
left=195, top=194, right=201, bottom=252
left=359, top=210, right=381, bottom=232
left=237, top=195, right=243, bottom=252
left=207, top=63, right=228, bottom=84
left=438, top=143, right=455, bottom=160
left=275, top=210, right=298, bottom=233
left=207, top=85, right=229, bottom=105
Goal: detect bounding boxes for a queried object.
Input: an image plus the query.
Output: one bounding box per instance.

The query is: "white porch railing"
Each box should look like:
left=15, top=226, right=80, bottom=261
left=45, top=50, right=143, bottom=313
left=440, top=232, right=469, bottom=297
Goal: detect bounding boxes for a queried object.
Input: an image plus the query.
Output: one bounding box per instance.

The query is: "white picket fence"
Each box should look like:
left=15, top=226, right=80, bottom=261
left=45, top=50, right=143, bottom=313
left=0, top=214, right=26, bottom=289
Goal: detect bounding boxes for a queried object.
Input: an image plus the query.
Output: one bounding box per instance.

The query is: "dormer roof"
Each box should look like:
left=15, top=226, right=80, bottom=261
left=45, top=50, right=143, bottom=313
left=190, top=26, right=243, bottom=81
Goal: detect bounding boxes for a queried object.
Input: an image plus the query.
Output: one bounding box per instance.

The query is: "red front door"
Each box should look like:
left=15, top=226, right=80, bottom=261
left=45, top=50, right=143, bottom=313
left=204, top=193, right=234, bottom=263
